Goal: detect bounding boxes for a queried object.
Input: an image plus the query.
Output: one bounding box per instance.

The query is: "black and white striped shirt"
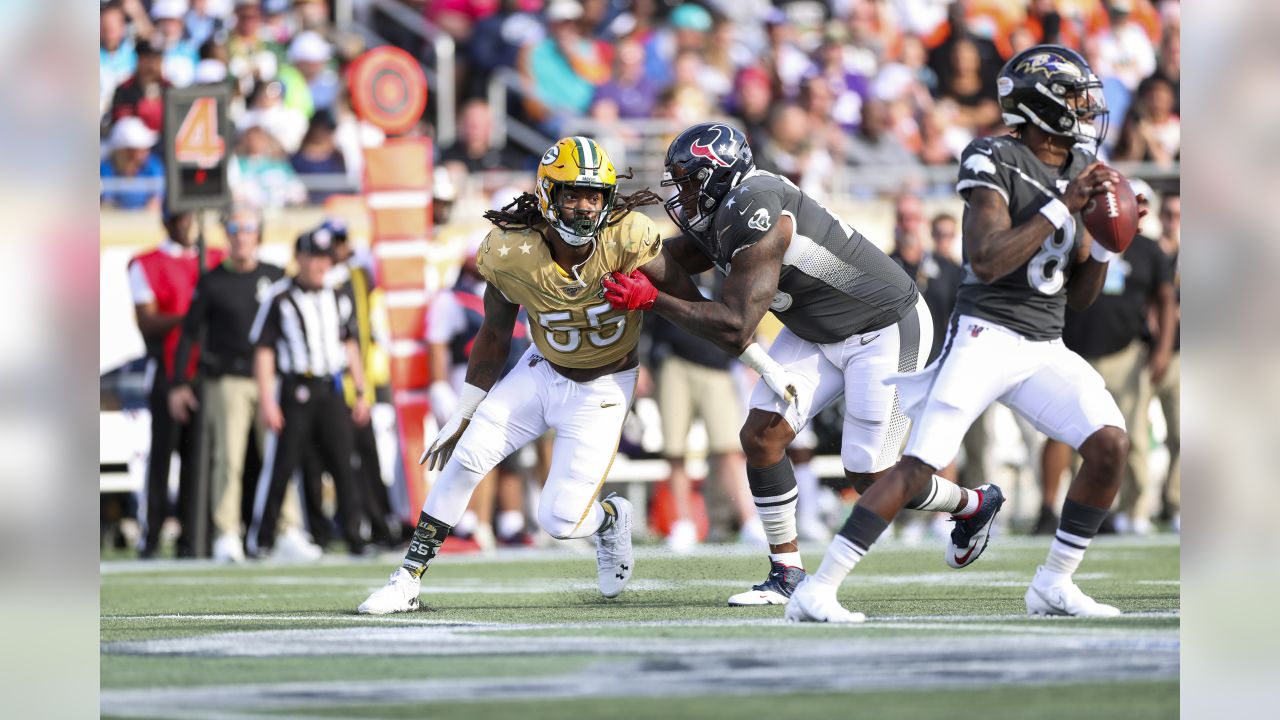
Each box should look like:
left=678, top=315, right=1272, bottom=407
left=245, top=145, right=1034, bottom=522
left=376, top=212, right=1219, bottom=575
left=249, top=278, right=355, bottom=377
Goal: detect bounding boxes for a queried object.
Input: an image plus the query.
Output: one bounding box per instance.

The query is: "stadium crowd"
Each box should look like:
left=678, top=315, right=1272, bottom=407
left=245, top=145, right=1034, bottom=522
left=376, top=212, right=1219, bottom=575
left=99, top=0, right=1181, bottom=560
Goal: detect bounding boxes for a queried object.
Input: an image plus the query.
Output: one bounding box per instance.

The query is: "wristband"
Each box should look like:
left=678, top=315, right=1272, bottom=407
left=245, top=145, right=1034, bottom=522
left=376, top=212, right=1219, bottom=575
left=738, top=343, right=782, bottom=375
left=1039, top=198, right=1071, bottom=230
left=458, top=382, right=488, bottom=419
left=1090, top=241, right=1117, bottom=263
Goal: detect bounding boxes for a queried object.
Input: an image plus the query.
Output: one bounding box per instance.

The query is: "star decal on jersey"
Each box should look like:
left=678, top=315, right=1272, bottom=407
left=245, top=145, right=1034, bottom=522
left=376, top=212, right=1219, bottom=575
left=518, top=242, right=533, bottom=254
left=497, top=244, right=511, bottom=257
left=725, top=195, right=736, bottom=209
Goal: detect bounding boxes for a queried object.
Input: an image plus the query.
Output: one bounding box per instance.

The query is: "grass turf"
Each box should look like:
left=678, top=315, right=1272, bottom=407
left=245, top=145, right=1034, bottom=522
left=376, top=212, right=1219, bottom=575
left=101, top=535, right=1179, bottom=718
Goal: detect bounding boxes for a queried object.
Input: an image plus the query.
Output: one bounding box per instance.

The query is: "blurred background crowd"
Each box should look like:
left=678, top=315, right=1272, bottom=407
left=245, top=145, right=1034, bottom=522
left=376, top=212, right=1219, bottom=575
left=99, top=0, right=1181, bottom=561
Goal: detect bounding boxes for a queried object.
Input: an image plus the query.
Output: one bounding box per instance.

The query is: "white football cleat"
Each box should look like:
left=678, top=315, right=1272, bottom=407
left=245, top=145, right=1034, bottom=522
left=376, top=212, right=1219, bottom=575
left=595, top=494, right=634, bottom=599
left=1025, top=566, right=1121, bottom=618
left=212, top=533, right=245, bottom=563
left=358, top=567, right=421, bottom=615
left=666, top=519, right=698, bottom=555
left=273, top=528, right=323, bottom=562
left=785, top=578, right=866, bottom=623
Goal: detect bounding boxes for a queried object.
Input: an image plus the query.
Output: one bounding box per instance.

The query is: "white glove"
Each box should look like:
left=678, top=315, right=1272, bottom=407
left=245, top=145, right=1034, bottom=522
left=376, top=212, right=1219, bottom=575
left=739, top=343, right=804, bottom=418
left=428, top=380, right=458, bottom=424
left=420, top=383, right=487, bottom=470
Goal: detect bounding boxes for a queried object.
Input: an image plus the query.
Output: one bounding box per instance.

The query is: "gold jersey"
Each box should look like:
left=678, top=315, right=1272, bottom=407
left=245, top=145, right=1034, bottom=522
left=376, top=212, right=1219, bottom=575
left=475, top=211, right=661, bottom=369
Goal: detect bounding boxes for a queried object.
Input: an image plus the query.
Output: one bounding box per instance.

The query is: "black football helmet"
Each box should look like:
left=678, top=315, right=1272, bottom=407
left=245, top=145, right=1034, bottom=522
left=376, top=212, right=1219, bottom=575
left=661, top=123, right=755, bottom=242
left=998, top=45, right=1109, bottom=146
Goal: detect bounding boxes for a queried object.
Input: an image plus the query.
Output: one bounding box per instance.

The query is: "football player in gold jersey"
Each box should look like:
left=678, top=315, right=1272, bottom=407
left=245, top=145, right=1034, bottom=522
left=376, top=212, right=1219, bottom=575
left=360, top=137, right=693, bottom=613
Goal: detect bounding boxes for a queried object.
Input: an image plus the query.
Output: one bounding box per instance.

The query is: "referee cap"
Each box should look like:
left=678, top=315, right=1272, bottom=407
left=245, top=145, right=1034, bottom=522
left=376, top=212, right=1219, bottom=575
left=296, top=227, right=338, bottom=257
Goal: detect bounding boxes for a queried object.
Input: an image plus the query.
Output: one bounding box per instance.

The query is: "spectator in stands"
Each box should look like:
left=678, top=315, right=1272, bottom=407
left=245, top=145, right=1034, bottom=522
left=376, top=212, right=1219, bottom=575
left=1043, top=186, right=1176, bottom=535
left=227, top=0, right=282, bottom=88
left=1154, top=24, right=1179, bottom=114
left=152, top=0, right=201, bottom=88
left=429, top=0, right=529, bottom=43
left=184, top=0, right=229, bottom=49
left=935, top=35, right=1000, bottom=132
left=644, top=3, right=716, bottom=93
left=917, top=103, right=968, bottom=166
left=244, top=79, right=309, bottom=154
left=1093, top=0, right=1158, bottom=93
left=667, top=50, right=716, bottom=125
left=129, top=208, right=225, bottom=558
left=845, top=97, right=918, bottom=169
left=1155, top=192, right=1180, bottom=532
left=232, top=124, right=308, bottom=208
left=441, top=98, right=527, bottom=178
left=100, top=1, right=138, bottom=113
left=519, top=0, right=609, bottom=130
left=925, top=1, right=1002, bottom=93
left=1113, top=74, right=1180, bottom=167
left=593, top=38, right=659, bottom=120
left=261, top=0, right=296, bottom=45
left=757, top=103, right=834, bottom=199
left=465, top=0, right=545, bottom=98
left=728, top=65, right=773, bottom=154
left=840, top=1, right=884, bottom=78
left=282, top=31, right=340, bottom=116
left=100, top=118, right=165, bottom=212
left=798, top=75, right=849, bottom=166
left=811, top=26, right=870, bottom=135
left=110, top=39, right=169, bottom=133
left=291, top=113, right=347, bottom=202
left=890, top=198, right=962, bottom=366
left=761, top=9, right=813, bottom=100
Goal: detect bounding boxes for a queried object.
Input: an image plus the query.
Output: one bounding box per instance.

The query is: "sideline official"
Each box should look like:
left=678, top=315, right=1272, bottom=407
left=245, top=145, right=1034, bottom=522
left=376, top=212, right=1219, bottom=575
left=246, top=227, right=369, bottom=556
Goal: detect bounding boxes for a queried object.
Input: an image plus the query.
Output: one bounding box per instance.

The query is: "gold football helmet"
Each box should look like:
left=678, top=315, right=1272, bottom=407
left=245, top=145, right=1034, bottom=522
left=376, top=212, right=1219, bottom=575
left=535, top=136, right=618, bottom=246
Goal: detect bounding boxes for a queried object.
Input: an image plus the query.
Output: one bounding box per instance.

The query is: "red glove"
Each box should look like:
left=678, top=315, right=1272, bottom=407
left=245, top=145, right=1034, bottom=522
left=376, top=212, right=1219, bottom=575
left=602, top=270, right=658, bottom=311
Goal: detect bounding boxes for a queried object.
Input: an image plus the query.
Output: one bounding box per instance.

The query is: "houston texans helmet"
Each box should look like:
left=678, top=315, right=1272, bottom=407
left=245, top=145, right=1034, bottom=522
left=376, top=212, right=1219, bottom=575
left=661, top=123, right=754, bottom=242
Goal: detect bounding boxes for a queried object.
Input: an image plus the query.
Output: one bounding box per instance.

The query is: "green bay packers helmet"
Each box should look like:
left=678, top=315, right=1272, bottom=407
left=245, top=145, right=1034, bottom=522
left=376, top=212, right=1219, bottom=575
left=536, top=136, right=618, bottom=246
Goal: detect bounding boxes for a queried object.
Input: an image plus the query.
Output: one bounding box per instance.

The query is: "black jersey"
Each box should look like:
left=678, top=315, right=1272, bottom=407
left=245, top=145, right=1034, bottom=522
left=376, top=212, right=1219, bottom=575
left=953, top=135, right=1094, bottom=340
left=173, top=261, right=285, bottom=380
left=700, top=170, right=918, bottom=344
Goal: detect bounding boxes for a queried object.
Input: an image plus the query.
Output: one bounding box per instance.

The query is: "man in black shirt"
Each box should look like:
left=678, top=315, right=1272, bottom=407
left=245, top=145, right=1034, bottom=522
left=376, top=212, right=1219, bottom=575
left=1042, top=185, right=1176, bottom=535
left=1154, top=193, right=1180, bottom=531
left=246, top=228, right=370, bottom=557
left=170, top=207, right=315, bottom=562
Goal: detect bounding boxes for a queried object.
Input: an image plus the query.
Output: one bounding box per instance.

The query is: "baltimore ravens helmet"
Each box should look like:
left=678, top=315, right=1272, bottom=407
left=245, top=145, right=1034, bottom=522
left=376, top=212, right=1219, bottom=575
left=997, top=45, right=1109, bottom=146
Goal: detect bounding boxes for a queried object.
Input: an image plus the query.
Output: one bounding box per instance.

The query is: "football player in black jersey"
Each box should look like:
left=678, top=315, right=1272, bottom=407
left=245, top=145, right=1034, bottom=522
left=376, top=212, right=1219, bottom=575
left=782, top=45, right=1134, bottom=621
left=604, top=122, right=997, bottom=608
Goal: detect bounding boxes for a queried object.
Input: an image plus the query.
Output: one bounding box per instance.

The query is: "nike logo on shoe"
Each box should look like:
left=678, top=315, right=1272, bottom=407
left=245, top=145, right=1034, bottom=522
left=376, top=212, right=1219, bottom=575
left=953, top=545, right=978, bottom=565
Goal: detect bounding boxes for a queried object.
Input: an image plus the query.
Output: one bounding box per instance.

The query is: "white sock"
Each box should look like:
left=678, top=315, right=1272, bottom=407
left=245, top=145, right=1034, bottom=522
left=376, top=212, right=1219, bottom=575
left=1042, top=530, right=1091, bottom=581
left=496, top=510, right=525, bottom=538
left=770, top=551, right=803, bottom=569
left=812, top=536, right=865, bottom=588
left=908, top=475, right=972, bottom=513
left=954, top=486, right=981, bottom=517
left=795, top=462, right=821, bottom=524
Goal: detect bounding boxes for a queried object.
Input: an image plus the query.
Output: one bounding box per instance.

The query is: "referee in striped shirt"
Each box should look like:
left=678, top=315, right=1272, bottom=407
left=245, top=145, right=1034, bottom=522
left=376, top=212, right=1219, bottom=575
left=246, top=227, right=369, bottom=557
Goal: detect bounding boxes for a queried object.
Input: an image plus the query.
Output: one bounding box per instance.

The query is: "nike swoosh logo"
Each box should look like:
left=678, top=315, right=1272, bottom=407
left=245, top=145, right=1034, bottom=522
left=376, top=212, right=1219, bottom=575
left=954, top=545, right=977, bottom=565
left=600, top=402, right=619, bottom=409
left=974, top=146, right=993, bottom=155
left=737, top=201, right=756, bottom=215
left=860, top=334, right=880, bottom=345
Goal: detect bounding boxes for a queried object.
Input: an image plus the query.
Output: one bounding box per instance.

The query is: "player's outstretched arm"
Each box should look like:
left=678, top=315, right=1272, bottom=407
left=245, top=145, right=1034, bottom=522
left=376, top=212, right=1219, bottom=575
left=646, top=225, right=784, bottom=356
left=462, top=284, right=518, bottom=392
left=663, top=234, right=715, bottom=275
left=638, top=242, right=708, bottom=303
left=966, top=162, right=1118, bottom=284
left=422, top=285, right=518, bottom=469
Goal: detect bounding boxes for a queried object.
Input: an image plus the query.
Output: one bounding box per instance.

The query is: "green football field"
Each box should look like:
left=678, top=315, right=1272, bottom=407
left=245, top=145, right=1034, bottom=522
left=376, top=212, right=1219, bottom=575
left=101, top=534, right=1179, bottom=719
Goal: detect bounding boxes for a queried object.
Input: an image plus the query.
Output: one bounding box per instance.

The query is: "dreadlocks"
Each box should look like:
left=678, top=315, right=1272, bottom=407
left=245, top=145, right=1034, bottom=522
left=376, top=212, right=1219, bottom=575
left=483, top=169, right=662, bottom=232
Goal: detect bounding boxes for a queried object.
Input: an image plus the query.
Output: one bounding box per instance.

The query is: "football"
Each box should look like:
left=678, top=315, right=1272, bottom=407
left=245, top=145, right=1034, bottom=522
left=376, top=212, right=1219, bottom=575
left=1082, top=167, right=1140, bottom=253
